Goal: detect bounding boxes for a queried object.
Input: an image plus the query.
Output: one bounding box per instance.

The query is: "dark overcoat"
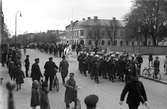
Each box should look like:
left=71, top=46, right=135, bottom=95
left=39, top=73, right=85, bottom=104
left=31, top=63, right=42, bottom=81
left=15, top=68, right=24, bottom=84
left=120, top=80, right=147, bottom=106
left=59, top=59, right=69, bottom=78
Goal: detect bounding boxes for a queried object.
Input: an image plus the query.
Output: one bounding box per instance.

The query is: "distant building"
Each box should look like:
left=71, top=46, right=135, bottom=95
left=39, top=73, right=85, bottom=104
left=65, top=16, right=126, bottom=48
left=0, top=0, right=3, bottom=46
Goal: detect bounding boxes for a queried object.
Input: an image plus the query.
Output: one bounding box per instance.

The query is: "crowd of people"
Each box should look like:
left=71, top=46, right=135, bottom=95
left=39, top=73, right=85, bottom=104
left=4, top=43, right=167, bottom=109
left=77, top=50, right=143, bottom=83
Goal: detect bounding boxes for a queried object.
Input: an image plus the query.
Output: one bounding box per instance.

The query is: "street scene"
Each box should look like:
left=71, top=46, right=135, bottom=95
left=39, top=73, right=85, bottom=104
left=1, top=0, right=167, bottom=109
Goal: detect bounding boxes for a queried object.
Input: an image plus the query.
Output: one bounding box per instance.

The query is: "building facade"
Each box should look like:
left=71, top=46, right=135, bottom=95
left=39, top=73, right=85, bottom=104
left=65, top=16, right=127, bottom=48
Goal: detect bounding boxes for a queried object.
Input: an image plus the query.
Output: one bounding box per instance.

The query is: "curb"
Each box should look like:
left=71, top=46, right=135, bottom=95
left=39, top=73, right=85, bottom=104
left=140, top=76, right=167, bottom=85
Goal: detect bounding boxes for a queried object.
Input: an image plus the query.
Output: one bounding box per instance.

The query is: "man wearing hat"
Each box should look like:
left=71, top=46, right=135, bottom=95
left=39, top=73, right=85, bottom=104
left=84, top=94, right=99, bottom=109
left=44, top=57, right=58, bottom=91
left=59, top=55, right=69, bottom=85
left=31, top=58, right=43, bottom=82
left=24, top=55, right=30, bottom=77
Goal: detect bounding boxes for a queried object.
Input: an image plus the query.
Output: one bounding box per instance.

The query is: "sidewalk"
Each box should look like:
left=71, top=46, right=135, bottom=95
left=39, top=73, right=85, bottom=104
left=0, top=64, right=10, bottom=109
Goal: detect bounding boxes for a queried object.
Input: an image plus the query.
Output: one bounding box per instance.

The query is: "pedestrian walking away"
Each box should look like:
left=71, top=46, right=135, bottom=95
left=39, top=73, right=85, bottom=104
left=15, top=64, right=25, bottom=91
left=119, top=75, right=148, bottom=109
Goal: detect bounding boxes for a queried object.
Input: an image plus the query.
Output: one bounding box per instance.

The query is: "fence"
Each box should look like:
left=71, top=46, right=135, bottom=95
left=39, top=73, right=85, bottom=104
left=105, top=46, right=167, bottom=55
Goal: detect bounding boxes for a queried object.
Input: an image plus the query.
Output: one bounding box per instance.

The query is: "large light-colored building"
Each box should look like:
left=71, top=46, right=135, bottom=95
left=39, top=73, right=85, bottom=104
left=65, top=16, right=127, bottom=48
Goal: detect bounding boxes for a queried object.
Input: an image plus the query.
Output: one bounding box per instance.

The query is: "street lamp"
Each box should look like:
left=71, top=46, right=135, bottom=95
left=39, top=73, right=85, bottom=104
left=15, top=10, right=22, bottom=49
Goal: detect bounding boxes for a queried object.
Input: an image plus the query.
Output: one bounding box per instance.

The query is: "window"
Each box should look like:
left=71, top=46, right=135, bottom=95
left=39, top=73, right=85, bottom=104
left=101, top=40, right=105, bottom=45
left=80, top=30, right=84, bottom=36
left=108, top=40, right=111, bottom=45
left=88, top=40, right=92, bottom=45
left=120, top=41, right=123, bottom=46
left=101, top=31, right=105, bottom=36
left=126, top=41, right=129, bottom=46
left=115, top=40, right=117, bottom=46
left=131, top=41, right=134, bottom=46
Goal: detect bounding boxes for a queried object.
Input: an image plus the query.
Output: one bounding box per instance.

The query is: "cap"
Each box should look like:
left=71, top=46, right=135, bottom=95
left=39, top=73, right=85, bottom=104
left=35, top=58, right=39, bottom=61
left=84, top=94, right=99, bottom=107
left=49, top=57, right=53, bottom=60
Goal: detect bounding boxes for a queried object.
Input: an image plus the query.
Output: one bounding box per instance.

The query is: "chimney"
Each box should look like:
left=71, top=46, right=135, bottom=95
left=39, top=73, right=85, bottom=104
left=87, top=17, right=91, bottom=20
left=94, top=16, right=98, bottom=20
left=82, top=18, right=85, bottom=21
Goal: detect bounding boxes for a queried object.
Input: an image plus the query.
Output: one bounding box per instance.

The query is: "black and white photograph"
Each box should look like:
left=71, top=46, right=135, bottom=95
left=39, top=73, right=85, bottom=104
left=0, top=0, right=167, bottom=109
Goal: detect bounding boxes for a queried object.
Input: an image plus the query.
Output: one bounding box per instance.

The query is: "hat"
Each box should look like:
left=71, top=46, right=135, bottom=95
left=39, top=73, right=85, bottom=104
left=35, top=58, right=39, bottom=62
left=62, top=55, right=65, bottom=59
left=49, top=57, right=53, bottom=60
left=84, top=94, right=99, bottom=107
left=26, top=55, right=29, bottom=57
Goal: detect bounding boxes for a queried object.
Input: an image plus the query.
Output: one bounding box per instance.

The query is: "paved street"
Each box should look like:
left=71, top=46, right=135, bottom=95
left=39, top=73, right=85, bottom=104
left=1, top=49, right=167, bottom=109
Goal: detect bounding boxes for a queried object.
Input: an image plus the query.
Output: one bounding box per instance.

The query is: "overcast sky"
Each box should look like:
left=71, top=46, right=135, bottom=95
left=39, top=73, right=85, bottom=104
left=3, top=0, right=132, bottom=36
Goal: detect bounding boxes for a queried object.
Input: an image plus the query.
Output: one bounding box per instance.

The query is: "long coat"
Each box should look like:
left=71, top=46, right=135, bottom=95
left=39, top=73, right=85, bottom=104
left=44, top=61, right=58, bottom=77
left=31, top=86, right=40, bottom=107
left=65, top=78, right=77, bottom=104
left=15, top=68, right=24, bottom=84
left=40, top=88, right=50, bottom=109
left=31, top=63, right=42, bottom=81
left=59, top=59, right=69, bottom=78
left=120, top=80, right=147, bottom=106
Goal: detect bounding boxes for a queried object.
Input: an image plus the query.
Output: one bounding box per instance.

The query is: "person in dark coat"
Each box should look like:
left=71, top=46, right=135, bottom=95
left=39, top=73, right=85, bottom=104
left=84, top=94, right=99, bottom=109
left=31, top=80, right=40, bottom=109
left=119, top=75, right=148, bottom=109
left=64, top=73, right=77, bottom=109
left=59, top=55, right=69, bottom=85
left=153, top=56, right=160, bottom=78
left=15, top=65, right=25, bottom=91
left=44, top=57, right=58, bottom=91
left=40, top=81, right=50, bottom=109
left=24, top=55, right=30, bottom=77
left=31, top=58, right=43, bottom=82
left=8, top=58, right=15, bottom=80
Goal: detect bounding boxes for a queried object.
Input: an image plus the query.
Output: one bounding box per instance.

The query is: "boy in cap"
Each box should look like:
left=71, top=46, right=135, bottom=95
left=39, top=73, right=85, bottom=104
left=84, top=94, right=99, bottom=109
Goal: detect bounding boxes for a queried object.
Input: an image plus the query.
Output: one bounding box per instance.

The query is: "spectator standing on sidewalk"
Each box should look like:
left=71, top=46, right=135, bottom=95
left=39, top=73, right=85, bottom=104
left=40, top=81, right=50, bottom=109
left=59, top=55, right=69, bottom=85
left=44, top=57, right=58, bottom=91
left=31, top=58, right=43, bottom=82
left=31, top=80, right=40, bottom=109
left=24, top=55, right=30, bottom=77
left=15, top=65, right=25, bottom=91
left=119, top=75, right=148, bottom=109
left=164, top=56, right=167, bottom=75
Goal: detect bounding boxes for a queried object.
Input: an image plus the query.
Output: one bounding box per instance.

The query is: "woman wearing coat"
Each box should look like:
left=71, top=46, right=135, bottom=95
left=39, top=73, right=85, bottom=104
left=40, top=81, right=50, bottom=109
left=31, top=80, right=40, bottom=109
left=15, top=65, right=24, bottom=91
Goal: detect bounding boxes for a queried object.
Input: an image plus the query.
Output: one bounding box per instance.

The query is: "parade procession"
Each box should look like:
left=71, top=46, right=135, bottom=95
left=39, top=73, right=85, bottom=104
left=1, top=0, right=167, bottom=109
